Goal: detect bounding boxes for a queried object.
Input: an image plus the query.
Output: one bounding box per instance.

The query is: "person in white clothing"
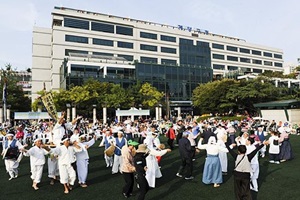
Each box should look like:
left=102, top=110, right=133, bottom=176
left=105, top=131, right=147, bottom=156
left=112, top=131, right=127, bottom=174
left=246, top=137, right=260, bottom=192
left=215, top=125, right=228, bottom=175
left=24, top=138, right=50, bottom=190
left=1, top=133, right=26, bottom=180
left=144, top=139, right=171, bottom=188
left=268, top=131, right=280, bottom=164
left=75, top=134, right=95, bottom=187
left=52, top=136, right=82, bottom=194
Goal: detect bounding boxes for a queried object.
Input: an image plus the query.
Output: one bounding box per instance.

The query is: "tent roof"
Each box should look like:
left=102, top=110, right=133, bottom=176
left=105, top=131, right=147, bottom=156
left=254, top=100, right=300, bottom=108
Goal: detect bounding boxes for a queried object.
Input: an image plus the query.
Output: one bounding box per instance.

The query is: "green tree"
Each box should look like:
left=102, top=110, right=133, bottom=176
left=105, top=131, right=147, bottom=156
left=0, top=64, right=31, bottom=113
left=139, top=82, right=164, bottom=108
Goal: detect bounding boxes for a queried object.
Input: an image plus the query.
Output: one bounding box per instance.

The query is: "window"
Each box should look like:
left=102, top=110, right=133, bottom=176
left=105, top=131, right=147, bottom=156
left=213, top=64, right=225, bottom=70
left=253, top=69, right=262, bottom=73
left=212, top=54, right=224, bottom=60
left=263, top=52, right=272, bottom=57
left=93, top=52, right=114, bottom=57
left=65, top=35, right=88, bottom=44
left=264, top=61, right=272, bottom=66
left=227, top=46, right=238, bottom=52
left=240, top=48, right=250, bottom=54
left=252, top=59, right=262, bottom=65
left=240, top=57, right=251, bottom=63
left=161, top=59, right=177, bottom=65
left=65, top=49, right=88, bottom=56
left=116, top=26, right=133, bottom=36
left=227, top=56, right=238, bottom=61
left=274, top=62, right=283, bottom=67
left=274, top=54, right=283, bottom=59
left=117, top=41, right=133, bottom=49
left=161, top=47, right=176, bottom=54
left=93, top=38, right=113, bottom=46
left=140, top=44, right=157, bottom=52
left=252, top=50, right=261, bottom=56
left=118, top=54, right=134, bottom=61
left=64, top=18, right=89, bottom=30
left=179, top=38, right=193, bottom=45
left=228, top=66, right=239, bottom=71
left=140, top=56, right=157, bottom=63
left=140, top=32, right=157, bottom=40
left=212, top=43, right=224, bottom=50
left=91, top=22, right=114, bottom=33
left=161, top=35, right=176, bottom=42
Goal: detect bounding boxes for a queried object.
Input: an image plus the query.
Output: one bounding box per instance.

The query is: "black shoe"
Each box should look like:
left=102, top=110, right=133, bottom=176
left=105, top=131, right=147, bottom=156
left=222, top=172, right=227, bottom=176
left=185, top=176, right=194, bottom=180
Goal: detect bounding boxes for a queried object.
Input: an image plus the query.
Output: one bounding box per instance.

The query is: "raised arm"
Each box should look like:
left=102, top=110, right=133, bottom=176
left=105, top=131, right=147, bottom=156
left=225, top=142, right=238, bottom=159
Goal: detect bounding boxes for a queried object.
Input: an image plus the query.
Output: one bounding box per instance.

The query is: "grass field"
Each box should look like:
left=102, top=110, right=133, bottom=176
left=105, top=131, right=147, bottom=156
left=1, top=135, right=299, bottom=200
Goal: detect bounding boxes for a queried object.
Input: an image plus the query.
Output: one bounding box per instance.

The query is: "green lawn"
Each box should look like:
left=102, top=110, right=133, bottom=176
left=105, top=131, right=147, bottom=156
left=1, top=135, right=299, bottom=200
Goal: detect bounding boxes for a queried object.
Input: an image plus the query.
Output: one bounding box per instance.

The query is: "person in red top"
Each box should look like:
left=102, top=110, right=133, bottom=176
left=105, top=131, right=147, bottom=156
left=16, top=126, right=25, bottom=144
left=166, top=123, right=176, bottom=150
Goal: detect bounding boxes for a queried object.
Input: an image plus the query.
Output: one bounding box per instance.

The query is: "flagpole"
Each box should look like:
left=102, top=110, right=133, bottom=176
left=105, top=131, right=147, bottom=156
left=3, top=79, right=7, bottom=122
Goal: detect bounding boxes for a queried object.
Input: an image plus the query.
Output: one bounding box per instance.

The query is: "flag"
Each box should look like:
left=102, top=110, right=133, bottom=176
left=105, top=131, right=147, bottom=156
left=2, top=81, right=7, bottom=105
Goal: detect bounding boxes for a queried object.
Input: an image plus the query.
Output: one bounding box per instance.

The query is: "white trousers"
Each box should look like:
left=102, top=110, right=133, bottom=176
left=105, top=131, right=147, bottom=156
left=48, top=157, right=59, bottom=178
left=104, top=154, right=113, bottom=167
left=31, top=165, right=44, bottom=183
left=5, top=159, right=19, bottom=178
left=77, top=159, right=89, bottom=184
left=251, top=163, right=259, bottom=191
left=112, top=154, right=122, bottom=173
left=59, top=164, right=76, bottom=185
left=219, top=152, right=228, bottom=173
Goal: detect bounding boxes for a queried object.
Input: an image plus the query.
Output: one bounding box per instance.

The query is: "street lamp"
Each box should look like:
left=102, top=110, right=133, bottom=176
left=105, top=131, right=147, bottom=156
left=71, top=102, right=76, bottom=120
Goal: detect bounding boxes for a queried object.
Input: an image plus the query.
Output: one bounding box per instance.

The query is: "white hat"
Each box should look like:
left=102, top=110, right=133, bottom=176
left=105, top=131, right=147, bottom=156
left=6, top=133, right=14, bottom=137
left=34, top=138, right=42, bottom=143
left=61, top=137, right=70, bottom=143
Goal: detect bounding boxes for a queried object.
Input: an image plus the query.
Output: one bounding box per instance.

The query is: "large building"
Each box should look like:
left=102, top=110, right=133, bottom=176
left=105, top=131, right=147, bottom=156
left=32, top=7, right=284, bottom=113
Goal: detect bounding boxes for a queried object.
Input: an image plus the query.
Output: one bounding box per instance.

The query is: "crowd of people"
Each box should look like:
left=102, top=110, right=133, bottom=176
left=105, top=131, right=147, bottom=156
left=0, top=113, right=296, bottom=199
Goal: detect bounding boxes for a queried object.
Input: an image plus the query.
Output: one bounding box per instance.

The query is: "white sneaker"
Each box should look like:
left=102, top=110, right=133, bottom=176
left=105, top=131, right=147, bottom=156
left=261, top=154, right=265, bottom=158
left=275, top=161, right=280, bottom=164
left=8, top=177, right=13, bottom=181
left=269, top=160, right=275, bottom=163
left=176, top=173, right=183, bottom=178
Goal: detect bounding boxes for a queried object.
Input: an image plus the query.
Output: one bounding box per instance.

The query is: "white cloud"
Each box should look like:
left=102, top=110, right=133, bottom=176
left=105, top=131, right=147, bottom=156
left=0, top=1, right=38, bottom=32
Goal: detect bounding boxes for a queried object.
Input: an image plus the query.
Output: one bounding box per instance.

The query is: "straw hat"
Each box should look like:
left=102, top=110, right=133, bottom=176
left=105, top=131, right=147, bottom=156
left=136, top=144, right=148, bottom=153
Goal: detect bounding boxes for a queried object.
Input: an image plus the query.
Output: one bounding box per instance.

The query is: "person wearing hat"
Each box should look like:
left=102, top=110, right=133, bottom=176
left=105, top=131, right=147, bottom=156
left=176, top=130, right=193, bottom=180
left=134, top=144, right=149, bottom=200
left=198, top=136, right=228, bottom=188
left=52, top=136, right=82, bottom=194
left=2, top=132, right=26, bottom=180
left=23, top=138, right=50, bottom=190
left=121, top=140, right=138, bottom=198
left=112, top=131, right=127, bottom=174
left=104, top=130, right=114, bottom=168
left=75, top=134, right=95, bottom=188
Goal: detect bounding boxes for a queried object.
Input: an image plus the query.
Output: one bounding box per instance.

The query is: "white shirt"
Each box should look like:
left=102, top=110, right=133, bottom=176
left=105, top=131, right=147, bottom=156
left=27, top=146, right=48, bottom=165
left=246, top=144, right=259, bottom=165
left=198, top=143, right=228, bottom=155
left=75, top=139, right=95, bottom=160
left=53, top=145, right=82, bottom=166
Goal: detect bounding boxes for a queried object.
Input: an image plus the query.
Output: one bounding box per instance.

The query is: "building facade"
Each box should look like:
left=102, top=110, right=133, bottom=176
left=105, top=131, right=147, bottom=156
left=32, top=7, right=284, bottom=113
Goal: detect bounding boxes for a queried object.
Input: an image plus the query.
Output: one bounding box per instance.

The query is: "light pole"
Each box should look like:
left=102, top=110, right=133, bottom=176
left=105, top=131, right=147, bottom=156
left=92, top=104, right=97, bottom=124
left=66, top=103, right=71, bottom=122
left=72, top=102, right=76, bottom=120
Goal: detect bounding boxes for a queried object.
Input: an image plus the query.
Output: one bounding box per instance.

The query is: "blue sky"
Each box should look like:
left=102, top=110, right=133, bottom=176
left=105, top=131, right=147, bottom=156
left=0, top=0, right=299, bottom=70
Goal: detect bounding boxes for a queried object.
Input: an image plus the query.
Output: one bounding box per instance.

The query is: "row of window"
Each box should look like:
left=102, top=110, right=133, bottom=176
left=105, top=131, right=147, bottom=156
left=212, top=64, right=263, bottom=73
left=212, top=53, right=283, bottom=67
left=65, top=35, right=177, bottom=53
left=65, top=49, right=178, bottom=64
left=64, top=17, right=177, bottom=43
left=212, top=43, right=283, bottom=59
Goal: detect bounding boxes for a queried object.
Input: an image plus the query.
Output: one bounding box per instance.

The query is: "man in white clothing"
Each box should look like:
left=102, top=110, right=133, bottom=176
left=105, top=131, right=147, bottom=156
left=75, top=134, right=95, bottom=187
left=52, top=136, right=82, bottom=194
left=24, top=138, right=50, bottom=190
